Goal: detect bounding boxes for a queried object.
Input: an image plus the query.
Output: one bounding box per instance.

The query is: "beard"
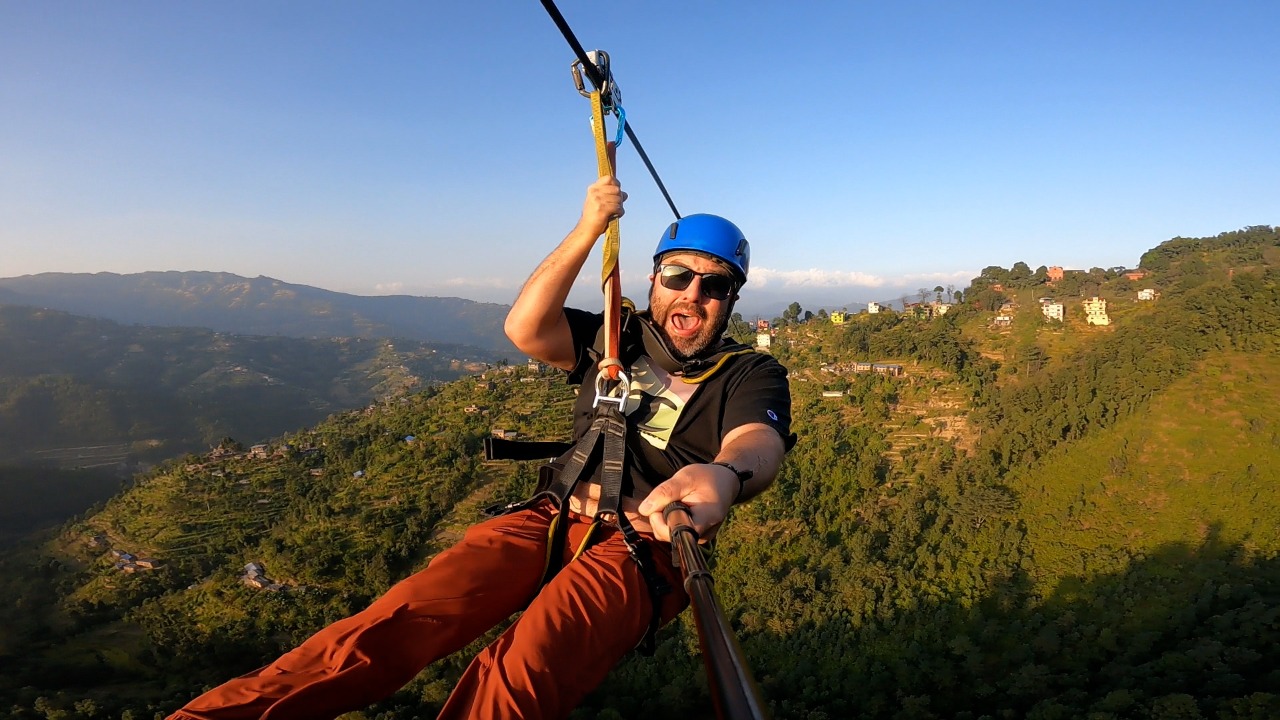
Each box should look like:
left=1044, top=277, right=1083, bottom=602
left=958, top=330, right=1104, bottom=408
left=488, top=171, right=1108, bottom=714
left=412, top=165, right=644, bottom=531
left=648, top=287, right=732, bottom=361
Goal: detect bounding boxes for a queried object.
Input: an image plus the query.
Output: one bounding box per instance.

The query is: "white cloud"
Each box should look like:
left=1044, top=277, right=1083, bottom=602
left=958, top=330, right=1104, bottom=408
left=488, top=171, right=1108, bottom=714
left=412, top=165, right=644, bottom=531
left=439, top=276, right=514, bottom=289
left=751, top=267, right=885, bottom=288
left=749, top=267, right=974, bottom=290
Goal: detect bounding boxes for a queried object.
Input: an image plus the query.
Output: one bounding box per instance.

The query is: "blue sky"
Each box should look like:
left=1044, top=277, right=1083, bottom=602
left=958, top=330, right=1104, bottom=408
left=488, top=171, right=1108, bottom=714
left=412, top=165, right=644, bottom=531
left=3, top=1, right=1277, bottom=318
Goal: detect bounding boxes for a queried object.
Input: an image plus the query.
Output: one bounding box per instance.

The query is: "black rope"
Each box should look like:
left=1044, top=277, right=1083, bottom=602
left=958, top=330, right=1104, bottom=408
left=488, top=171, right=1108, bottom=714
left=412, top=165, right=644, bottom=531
left=539, top=0, right=682, bottom=220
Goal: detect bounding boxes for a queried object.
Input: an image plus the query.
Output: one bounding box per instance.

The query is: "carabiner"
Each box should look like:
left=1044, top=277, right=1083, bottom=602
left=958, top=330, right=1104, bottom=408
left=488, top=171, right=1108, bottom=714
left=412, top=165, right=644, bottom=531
left=571, top=50, right=621, bottom=113
left=593, top=368, right=635, bottom=414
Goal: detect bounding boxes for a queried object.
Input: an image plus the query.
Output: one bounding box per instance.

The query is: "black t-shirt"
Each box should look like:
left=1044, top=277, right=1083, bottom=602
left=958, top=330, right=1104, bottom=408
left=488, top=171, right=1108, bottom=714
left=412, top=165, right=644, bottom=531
left=560, top=307, right=796, bottom=499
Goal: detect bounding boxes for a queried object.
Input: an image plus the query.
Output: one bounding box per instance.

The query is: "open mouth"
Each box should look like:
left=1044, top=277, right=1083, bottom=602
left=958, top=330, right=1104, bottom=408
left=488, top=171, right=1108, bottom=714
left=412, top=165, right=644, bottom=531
left=667, top=304, right=705, bottom=338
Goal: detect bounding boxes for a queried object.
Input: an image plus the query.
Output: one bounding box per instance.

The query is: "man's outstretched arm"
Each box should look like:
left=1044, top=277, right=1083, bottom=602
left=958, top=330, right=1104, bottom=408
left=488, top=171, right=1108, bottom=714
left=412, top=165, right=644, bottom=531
left=505, top=176, right=626, bottom=370
left=637, top=422, right=787, bottom=542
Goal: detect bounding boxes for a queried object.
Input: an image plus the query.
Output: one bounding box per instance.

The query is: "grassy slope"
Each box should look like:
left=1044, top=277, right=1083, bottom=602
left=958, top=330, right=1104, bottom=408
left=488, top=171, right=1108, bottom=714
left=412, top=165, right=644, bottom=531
left=1010, top=349, right=1280, bottom=589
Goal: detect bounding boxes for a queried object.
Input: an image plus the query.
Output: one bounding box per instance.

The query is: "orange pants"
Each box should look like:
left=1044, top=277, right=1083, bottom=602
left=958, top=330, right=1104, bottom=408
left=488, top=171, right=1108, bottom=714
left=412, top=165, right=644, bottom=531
left=168, top=501, right=688, bottom=720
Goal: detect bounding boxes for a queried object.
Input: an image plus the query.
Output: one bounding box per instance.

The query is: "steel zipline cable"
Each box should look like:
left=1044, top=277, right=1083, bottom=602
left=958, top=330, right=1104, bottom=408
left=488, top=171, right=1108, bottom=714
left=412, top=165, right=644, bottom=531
left=538, top=0, right=682, bottom=220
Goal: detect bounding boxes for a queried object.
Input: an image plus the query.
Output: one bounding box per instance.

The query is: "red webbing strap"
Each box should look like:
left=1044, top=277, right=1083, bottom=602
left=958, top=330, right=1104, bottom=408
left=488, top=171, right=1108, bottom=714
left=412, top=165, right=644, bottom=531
left=590, top=89, right=623, bottom=382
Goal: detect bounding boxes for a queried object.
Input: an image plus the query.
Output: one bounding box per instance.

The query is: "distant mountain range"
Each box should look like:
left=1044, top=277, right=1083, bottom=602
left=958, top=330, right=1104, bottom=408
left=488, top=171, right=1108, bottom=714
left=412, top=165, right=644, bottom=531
left=0, top=271, right=518, bottom=354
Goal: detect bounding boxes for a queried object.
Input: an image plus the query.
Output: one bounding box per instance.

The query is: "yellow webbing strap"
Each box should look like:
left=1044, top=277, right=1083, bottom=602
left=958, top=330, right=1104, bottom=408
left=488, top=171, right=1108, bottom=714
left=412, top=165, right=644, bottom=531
left=571, top=520, right=601, bottom=562
left=542, top=514, right=601, bottom=580
left=680, top=348, right=758, bottom=384
left=543, top=512, right=562, bottom=575
left=590, top=89, right=623, bottom=381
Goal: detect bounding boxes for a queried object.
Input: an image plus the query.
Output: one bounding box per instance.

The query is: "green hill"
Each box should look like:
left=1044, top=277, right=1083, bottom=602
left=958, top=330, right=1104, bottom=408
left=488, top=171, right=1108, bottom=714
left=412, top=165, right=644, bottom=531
left=0, top=227, right=1277, bottom=719
left=0, top=304, right=502, bottom=545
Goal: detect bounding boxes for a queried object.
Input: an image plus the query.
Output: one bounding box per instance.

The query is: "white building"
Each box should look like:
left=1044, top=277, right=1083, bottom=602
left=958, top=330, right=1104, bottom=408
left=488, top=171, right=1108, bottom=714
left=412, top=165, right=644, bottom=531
left=1041, top=302, right=1064, bottom=322
left=867, top=302, right=885, bottom=314
left=1137, top=288, right=1158, bottom=301
left=1083, top=297, right=1110, bottom=326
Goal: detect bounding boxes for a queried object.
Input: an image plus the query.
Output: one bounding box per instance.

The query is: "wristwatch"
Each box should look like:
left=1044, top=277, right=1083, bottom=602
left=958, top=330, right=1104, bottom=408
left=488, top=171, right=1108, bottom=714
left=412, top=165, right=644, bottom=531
left=710, top=461, right=753, bottom=502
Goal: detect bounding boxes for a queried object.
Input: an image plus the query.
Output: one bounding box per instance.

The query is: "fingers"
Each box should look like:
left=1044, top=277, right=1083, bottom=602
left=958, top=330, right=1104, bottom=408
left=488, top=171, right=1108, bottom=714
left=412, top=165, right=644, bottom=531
left=638, top=465, right=735, bottom=543
left=637, top=480, right=678, bottom=541
left=581, top=176, right=627, bottom=236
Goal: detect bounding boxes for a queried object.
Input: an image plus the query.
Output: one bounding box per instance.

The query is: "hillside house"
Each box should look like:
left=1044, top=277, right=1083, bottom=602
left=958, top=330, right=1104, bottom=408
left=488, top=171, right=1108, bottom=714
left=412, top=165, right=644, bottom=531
left=872, top=363, right=904, bottom=377
left=134, top=558, right=161, bottom=569
left=248, top=444, right=269, bottom=459
left=1124, top=269, right=1149, bottom=281
left=1041, top=302, right=1064, bottom=322
left=1083, top=297, right=1111, bottom=326
left=491, top=429, right=519, bottom=441
left=1138, top=288, right=1158, bottom=301
left=853, top=362, right=873, bottom=373
left=993, top=315, right=1012, bottom=327
left=756, top=332, right=772, bottom=348
left=245, top=562, right=265, bottom=577
left=867, top=302, right=886, bottom=314
left=756, top=319, right=771, bottom=332
left=829, top=311, right=848, bottom=325
left=821, top=390, right=844, bottom=398
left=1047, top=266, right=1065, bottom=282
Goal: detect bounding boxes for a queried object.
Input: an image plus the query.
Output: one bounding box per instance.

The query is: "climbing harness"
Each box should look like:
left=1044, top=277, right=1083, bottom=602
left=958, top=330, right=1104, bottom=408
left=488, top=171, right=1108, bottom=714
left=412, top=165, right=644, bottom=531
left=485, top=307, right=757, bottom=654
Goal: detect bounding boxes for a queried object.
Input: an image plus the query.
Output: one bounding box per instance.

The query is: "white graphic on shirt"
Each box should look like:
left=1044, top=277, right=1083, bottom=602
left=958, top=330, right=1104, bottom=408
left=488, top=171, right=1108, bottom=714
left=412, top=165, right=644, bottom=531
left=627, top=357, right=697, bottom=450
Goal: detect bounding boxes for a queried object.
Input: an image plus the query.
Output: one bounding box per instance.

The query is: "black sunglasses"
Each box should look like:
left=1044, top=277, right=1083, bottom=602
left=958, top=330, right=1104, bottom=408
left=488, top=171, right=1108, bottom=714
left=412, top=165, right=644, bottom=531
left=656, top=264, right=737, bottom=301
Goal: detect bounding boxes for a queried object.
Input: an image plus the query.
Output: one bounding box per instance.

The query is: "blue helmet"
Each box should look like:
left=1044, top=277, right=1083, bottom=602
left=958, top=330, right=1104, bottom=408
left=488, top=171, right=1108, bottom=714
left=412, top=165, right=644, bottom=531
left=653, top=214, right=750, bottom=286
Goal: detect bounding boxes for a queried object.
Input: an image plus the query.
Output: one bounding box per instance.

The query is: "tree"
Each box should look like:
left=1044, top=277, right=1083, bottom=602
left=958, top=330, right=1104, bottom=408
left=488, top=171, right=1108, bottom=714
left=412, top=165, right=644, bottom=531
left=979, top=265, right=1011, bottom=285
left=1010, top=261, right=1032, bottom=283
left=777, top=302, right=803, bottom=325
left=933, top=285, right=945, bottom=303
left=727, top=312, right=752, bottom=341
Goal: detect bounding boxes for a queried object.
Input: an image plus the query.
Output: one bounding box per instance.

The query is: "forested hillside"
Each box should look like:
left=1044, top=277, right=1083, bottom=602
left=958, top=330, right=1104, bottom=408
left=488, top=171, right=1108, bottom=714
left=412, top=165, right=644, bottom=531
left=0, top=305, right=501, bottom=545
left=0, top=227, right=1277, bottom=719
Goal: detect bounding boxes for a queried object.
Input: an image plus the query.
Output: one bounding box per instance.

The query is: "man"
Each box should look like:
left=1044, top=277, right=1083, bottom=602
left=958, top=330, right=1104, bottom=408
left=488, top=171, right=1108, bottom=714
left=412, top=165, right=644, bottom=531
left=167, top=175, right=794, bottom=720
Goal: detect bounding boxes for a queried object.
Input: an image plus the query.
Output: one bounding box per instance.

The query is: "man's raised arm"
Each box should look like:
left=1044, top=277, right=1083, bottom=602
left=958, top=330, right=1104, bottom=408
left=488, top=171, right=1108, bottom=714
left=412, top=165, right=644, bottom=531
left=505, top=176, right=627, bottom=370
